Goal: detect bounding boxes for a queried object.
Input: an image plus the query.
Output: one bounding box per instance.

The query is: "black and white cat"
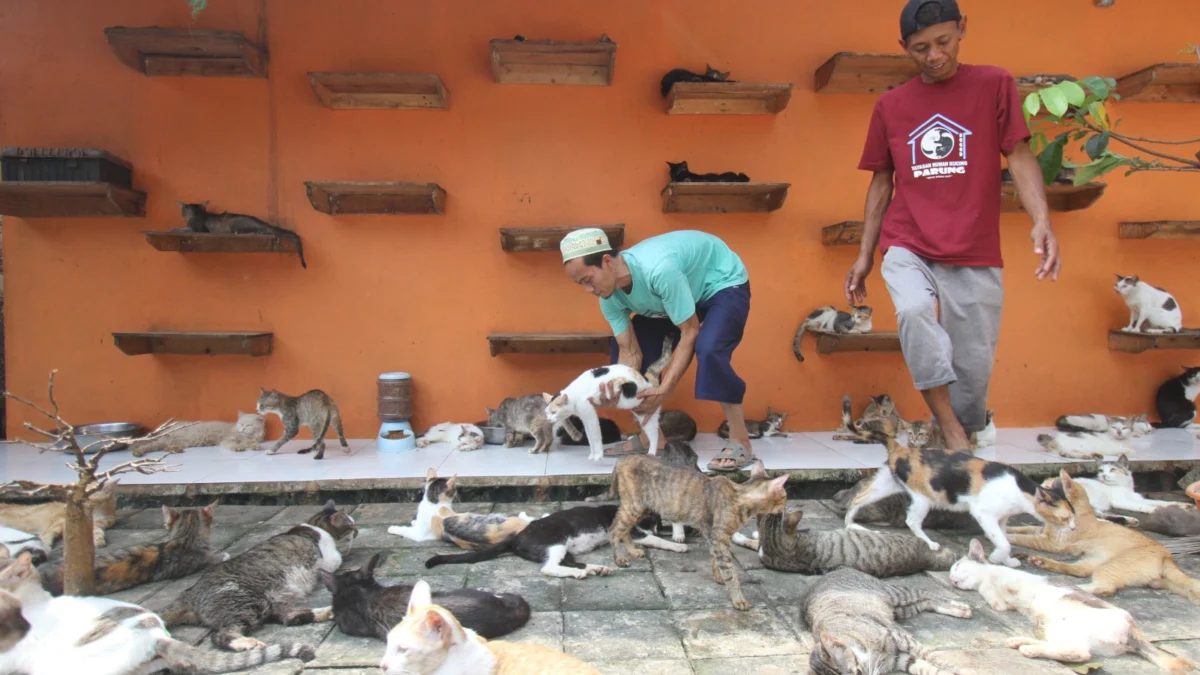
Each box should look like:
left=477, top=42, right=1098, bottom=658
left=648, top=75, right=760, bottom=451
left=793, top=305, right=872, bottom=362
left=423, top=504, right=685, bottom=579
left=1154, top=366, right=1200, bottom=430
left=1115, top=274, right=1182, bottom=333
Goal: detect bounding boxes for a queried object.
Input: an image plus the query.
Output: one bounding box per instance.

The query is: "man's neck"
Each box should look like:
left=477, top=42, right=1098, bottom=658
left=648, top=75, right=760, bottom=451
left=613, top=254, right=633, bottom=294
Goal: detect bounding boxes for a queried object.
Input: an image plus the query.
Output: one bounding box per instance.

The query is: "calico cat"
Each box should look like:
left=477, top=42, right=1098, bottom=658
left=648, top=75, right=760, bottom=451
left=659, top=64, right=733, bottom=96
left=129, top=411, right=265, bottom=456
left=1006, top=470, right=1200, bottom=604
left=381, top=579, right=601, bottom=675
left=793, top=305, right=872, bottom=362
left=0, top=588, right=26, bottom=653
left=843, top=418, right=1076, bottom=567
left=38, top=502, right=228, bottom=596
left=0, top=552, right=315, bottom=674
left=555, top=415, right=621, bottom=445
left=1154, top=366, right=1200, bottom=429
left=159, top=500, right=358, bottom=652
left=1056, top=413, right=1152, bottom=438
left=543, top=364, right=664, bottom=462
left=829, top=476, right=980, bottom=531
left=1071, top=454, right=1191, bottom=519
left=1142, top=505, right=1200, bottom=537
left=177, top=201, right=307, bottom=268
left=325, top=553, right=530, bottom=641
left=660, top=409, right=697, bottom=441
left=950, top=538, right=1195, bottom=674
left=486, top=393, right=580, bottom=454
left=734, top=506, right=958, bottom=577
left=1037, top=429, right=1133, bottom=460
left=802, top=566, right=973, bottom=675
left=388, top=469, right=535, bottom=549
left=832, top=393, right=902, bottom=444
left=417, top=422, right=485, bottom=452
left=585, top=439, right=702, bottom=543
left=0, top=479, right=120, bottom=548
left=1115, top=274, right=1182, bottom=333
left=666, top=160, right=750, bottom=183
left=424, top=504, right=686, bottom=579
left=717, top=407, right=788, bottom=440
left=607, top=456, right=788, bottom=611
left=256, top=387, right=349, bottom=459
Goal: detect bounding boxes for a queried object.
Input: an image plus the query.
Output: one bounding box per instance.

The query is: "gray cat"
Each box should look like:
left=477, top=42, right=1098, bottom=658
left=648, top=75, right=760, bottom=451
left=177, top=201, right=307, bottom=268
left=660, top=410, right=697, bottom=441
left=830, top=476, right=980, bottom=531
left=736, top=507, right=957, bottom=577
left=487, top=394, right=579, bottom=454
left=802, top=567, right=974, bottom=675
left=256, top=388, right=349, bottom=459
left=159, top=500, right=358, bottom=652
left=717, top=407, right=788, bottom=440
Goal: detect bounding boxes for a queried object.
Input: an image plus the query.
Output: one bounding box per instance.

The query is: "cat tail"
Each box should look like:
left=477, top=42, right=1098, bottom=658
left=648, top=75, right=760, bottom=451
left=269, top=224, right=307, bottom=269
left=839, top=395, right=853, bottom=432
left=1161, top=536, right=1200, bottom=557
left=157, top=603, right=200, bottom=627
left=1160, top=560, right=1200, bottom=606
left=425, top=534, right=518, bottom=568
left=1130, top=627, right=1197, bottom=674
left=158, top=637, right=316, bottom=672
left=792, top=320, right=810, bottom=363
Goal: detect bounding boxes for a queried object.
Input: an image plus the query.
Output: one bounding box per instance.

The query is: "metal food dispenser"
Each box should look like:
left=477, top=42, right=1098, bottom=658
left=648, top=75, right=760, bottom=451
left=377, top=371, right=415, bottom=452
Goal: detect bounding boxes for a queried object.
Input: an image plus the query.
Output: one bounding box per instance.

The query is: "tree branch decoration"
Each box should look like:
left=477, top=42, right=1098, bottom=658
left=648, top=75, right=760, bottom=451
left=1022, top=44, right=1200, bottom=186
left=1, top=369, right=189, bottom=595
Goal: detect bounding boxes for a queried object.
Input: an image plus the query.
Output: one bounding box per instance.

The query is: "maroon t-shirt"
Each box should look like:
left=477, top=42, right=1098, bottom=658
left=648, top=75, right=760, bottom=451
left=857, top=63, right=1031, bottom=267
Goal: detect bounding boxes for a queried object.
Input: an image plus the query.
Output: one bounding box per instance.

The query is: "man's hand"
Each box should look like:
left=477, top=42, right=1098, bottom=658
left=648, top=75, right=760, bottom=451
left=845, top=255, right=874, bottom=305
left=1031, top=223, right=1061, bottom=281
left=591, top=380, right=622, bottom=408
left=634, top=386, right=669, bottom=414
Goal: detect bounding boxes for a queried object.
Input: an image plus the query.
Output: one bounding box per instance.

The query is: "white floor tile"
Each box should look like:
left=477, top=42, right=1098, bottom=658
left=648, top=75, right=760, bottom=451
left=434, top=443, right=549, bottom=478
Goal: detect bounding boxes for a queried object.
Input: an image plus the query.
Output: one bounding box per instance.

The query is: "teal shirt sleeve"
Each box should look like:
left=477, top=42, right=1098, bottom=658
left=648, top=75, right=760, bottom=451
left=600, top=297, right=631, bottom=336
left=651, top=262, right=697, bottom=325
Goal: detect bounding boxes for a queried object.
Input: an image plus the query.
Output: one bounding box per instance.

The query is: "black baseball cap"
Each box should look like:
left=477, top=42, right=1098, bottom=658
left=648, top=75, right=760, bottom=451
left=900, top=0, right=963, bottom=41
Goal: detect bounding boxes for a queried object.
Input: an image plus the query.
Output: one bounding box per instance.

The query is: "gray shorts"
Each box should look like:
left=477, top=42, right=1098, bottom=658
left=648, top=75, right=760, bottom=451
left=880, top=246, right=1003, bottom=433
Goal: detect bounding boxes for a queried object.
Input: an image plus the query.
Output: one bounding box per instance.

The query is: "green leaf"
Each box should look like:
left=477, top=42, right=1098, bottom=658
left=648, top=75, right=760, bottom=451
left=1079, top=76, right=1110, bottom=99
left=1084, top=132, right=1110, bottom=160
left=1073, top=130, right=1089, bottom=141
left=1058, top=80, right=1087, bottom=107
left=1039, top=138, right=1065, bottom=185
left=1074, top=155, right=1125, bottom=185
left=1040, top=86, right=1070, bottom=117
left=1023, top=91, right=1041, bottom=118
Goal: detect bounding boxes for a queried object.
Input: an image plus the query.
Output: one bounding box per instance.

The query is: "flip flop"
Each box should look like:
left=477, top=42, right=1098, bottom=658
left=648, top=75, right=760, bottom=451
left=707, top=442, right=753, bottom=472
left=602, top=433, right=650, bottom=458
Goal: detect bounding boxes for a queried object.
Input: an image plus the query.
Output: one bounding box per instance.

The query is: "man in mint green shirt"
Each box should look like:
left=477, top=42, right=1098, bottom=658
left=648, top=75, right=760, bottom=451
left=561, top=228, right=754, bottom=471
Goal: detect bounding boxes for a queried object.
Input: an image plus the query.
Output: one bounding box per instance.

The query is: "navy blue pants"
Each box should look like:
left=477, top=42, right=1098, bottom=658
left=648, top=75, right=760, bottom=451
left=608, top=282, right=751, bottom=404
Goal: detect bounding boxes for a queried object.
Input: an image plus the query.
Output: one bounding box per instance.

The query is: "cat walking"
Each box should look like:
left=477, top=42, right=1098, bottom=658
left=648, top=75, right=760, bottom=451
left=256, top=388, right=349, bottom=459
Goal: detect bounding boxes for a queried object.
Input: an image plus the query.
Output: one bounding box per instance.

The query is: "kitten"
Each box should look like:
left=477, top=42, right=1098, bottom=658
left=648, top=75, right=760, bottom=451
left=660, top=409, right=697, bottom=441
left=1142, top=505, right=1200, bottom=537
left=381, top=579, right=601, bottom=675
left=658, top=64, right=733, bottom=97
left=0, top=479, right=120, bottom=548
left=1006, top=470, right=1200, bottom=604
left=833, top=393, right=902, bottom=444
left=585, top=440, right=702, bottom=543
left=554, top=415, right=621, bottom=445
left=1115, top=274, right=1182, bottom=333
left=159, top=499, right=358, bottom=652
left=129, top=411, right=266, bottom=456
left=802, top=566, right=973, bottom=675
left=38, top=502, right=228, bottom=596
left=416, top=422, right=486, bottom=452
left=256, top=387, right=349, bottom=459
left=1070, top=454, right=1192, bottom=519
left=949, top=538, right=1194, bottom=674
left=1037, top=429, right=1133, bottom=460
left=735, top=506, right=958, bottom=577
left=388, top=469, right=535, bottom=548
left=1056, top=413, right=1152, bottom=438
left=717, top=407, right=788, bottom=440
left=424, top=504, right=686, bottom=579
left=0, top=552, right=314, bottom=674
left=607, top=457, right=788, bottom=611
left=829, top=476, right=980, bottom=531
left=665, top=160, right=750, bottom=183
left=793, top=305, right=872, bottom=362
left=486, top=394, right=576, bottom=454
left=177, top=201, right=307, bottom=268
left=843, top=417, right=1076, bottom=567
left=1154, top=366, right=1200, bottom=429
left=325, top=552, right=530, bottom=641
left=0, top=588, right=26, bottom=653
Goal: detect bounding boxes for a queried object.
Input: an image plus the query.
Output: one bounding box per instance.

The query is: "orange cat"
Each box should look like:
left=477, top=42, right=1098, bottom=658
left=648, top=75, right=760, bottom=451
left=381, top=579, right=600, bottom=675
left=1007, top=469, right=1200, bottom=604
left=0, top=480, right=120, bottom=548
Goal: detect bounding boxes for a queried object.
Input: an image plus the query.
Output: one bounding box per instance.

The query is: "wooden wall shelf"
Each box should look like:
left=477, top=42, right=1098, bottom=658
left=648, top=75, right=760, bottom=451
left=143, top=231, right=298, bottom=254
left=1114, top=63, right=1200, bottom=103
left=1001, top=182, right=1105, bottom=213
left=488, top=332, right=613, bottom=356
left=104, top=27, right=267, bottom=78
left=1108, top=329, right=1200, bottom=354
left=816, top=332, right=901, bottom=355
left=112, top=331, right=273, bottom=357
left=661, top=182, right=789, bottom=214
left=0, top=182, right=145, bottom=217
left=500, top=224, right=624, bottom=253
left=822, top=221, right=863, bottom=246
left=489, top=38, right=617, bottom=86
left=307, top=72, right=449, bottom=109
left=1118, top=221, right=1200, bottom=239
left=305, top=181, right=446, bottom=215
left=665, top=82, right=793, bottom=115
left=814, top=53, right=917, bottom=94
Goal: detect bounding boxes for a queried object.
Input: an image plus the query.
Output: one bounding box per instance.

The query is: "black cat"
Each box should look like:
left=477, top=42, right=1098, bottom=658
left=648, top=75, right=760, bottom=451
left=556, top=415, right=622, bottom=446
left=660, top=64, right=734, bottom=97
left=666, top=160, right=750, bottom=183
left=1153, top=366, right=1200, bottom=428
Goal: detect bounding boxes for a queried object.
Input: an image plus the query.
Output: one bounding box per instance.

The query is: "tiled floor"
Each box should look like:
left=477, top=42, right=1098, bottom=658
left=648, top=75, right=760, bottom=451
left=1, top=427, right=1197, bottom=486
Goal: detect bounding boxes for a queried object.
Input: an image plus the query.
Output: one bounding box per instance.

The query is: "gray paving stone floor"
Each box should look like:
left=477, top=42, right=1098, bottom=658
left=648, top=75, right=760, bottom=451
left=71, top=496, right=1200, bottom=673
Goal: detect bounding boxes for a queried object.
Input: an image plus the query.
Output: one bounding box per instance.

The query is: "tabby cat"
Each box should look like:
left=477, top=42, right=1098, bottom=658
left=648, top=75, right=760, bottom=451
left=256, top=387, right=349, bottom=459
left=486, top=393, right=579, bottom=454
left=794, top=305, right=872, bottom=362
left=607, top=456, right=788, bottom=610
left=585, top=440, right=702, bottom=543
left=717, top=407, right=788, bottom=440
left=129, top=412, right=265, bottom=456
left=178, top=201, right=307, bottom=268
left=0, top=479, right=119, bottom=548
left=1142, top=505, right=1200, bottom=537
left=38, top=502, right=227, bottom=596
left=159, top=500, right=358, bottom=651
left=832, top=393, right=902, bottom=444
left=802, top=566, right=973, bottom=675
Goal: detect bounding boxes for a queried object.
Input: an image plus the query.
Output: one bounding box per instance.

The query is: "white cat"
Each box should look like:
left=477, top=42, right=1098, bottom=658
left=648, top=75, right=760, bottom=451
left=416, top=422, right=485, bottom=452
left=1068, top=455, right=1194, bottom=522
left=1036, top=429, right=1134, bottom=460
left=543, top=364, right=663, bottom=462
left=1056, top=413, right=1152, bottom=438
left=974, top=410, right=997, bottom=448
left=1115, top=274, right=1183, bottom=334
left=949, top=538, right=1194, bottom=673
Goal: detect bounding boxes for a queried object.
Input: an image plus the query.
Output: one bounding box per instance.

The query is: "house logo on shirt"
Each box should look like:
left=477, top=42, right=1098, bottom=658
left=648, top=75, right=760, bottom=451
left=908, top=114, right=972, bottom=179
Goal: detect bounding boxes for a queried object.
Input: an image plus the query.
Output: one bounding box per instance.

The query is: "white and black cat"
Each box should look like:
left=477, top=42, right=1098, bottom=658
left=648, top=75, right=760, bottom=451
left=1063, top=454, right=1192, bottom=522
left=794, top=305, right=872, bottom=362
left=1114, top=274, right=1182, bottom=333
left=1154, top=366, right=1200, bottom=429
left=1056, top=413, right=1152, bottom=438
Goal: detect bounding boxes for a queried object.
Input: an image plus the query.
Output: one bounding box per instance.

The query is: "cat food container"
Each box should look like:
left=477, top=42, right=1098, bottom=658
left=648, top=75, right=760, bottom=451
left=377, top=372, right=413, bottom=422
left=378, top=420, right=416, bottom=453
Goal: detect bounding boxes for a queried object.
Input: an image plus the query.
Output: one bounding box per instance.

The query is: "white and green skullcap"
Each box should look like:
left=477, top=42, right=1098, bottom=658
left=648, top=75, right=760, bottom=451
left=560, top=227, right=612, bottom=262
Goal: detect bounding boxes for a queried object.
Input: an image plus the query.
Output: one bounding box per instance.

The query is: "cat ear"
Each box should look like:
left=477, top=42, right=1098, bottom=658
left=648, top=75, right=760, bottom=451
left=1117, top=454, right=1130, bottom=470
left=767, top=474, right=789, bottom=497
left=426, top=467, right=437, bottom=480
left=162, top=506, right=180, bottom=529
left=323, top=498, right=337, bottom=513
left=784, top=508, right=803, bottom=530
left=1058, top=469, right=1074, bottom=489
left=203, top=500, right=218, bottom=518
left=445, top=475, right=457, bottom=491
left=968, top=538, right=987, bottom=562
left=407, top=579, right=434, bottom=617
left=818, top=632, right=848, bottom=665
left=748, top=460, right=767, bottom=481
left=542, top=393, right=553, bottom=404
left=363, top=552, right=382, bottom=578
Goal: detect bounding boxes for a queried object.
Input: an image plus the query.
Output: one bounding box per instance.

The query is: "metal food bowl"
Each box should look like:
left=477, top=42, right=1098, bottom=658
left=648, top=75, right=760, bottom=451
left=54, top=422, right=145, bottom=453
left=480, top=426, right=507, bottom=445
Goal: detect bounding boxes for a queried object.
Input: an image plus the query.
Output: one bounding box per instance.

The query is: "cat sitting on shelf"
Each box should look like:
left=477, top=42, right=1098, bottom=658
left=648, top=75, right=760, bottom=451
left=666, top=160, right=749, bottom=183
left=1114, top=274, right=1182, bottom=333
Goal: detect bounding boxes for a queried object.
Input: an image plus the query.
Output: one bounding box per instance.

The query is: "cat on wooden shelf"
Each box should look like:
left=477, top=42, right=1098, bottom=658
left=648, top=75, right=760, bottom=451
left=666, top=160, right=750, bottom=183
left=1114, top=274, right=1182, bottom=333
left=793, top=304, right=872, bottom=362
left=176, top=201, right=307, bottom=268
left=717, top=407, right=788, bottom=440
left=659, top=65, right=734, bottom=96
left=256, top=388, right=349, bottom=460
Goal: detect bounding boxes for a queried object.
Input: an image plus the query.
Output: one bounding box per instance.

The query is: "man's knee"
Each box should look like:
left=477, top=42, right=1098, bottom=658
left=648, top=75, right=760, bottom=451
left=894, top=293, right=937, bottom=328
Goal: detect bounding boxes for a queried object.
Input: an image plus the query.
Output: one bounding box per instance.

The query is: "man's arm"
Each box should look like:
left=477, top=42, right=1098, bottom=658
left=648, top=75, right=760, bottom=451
left=1005, top=142, right=1060, bottom=280
left=845, top=170, right=894, bottom=304
left=633, top=313, right=698, bottom=414
left=613, top=325, right=642, bottom=371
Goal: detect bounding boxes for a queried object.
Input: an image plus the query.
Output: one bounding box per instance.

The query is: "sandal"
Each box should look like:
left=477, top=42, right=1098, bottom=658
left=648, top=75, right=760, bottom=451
left=707, top=442, right=753, bottom=473
left=602, top=433, right=650, bottom=458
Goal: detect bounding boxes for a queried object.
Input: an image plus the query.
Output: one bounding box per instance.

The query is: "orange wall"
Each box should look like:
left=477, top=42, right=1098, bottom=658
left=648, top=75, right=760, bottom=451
left=3, top=0, right=1200, bottom=441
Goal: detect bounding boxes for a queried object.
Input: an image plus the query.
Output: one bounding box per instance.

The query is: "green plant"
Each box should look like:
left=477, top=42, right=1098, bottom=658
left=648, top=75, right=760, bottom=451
left=1021, top=45, right=1200, bottom=186
left=186, top=0, right=207, bottom=18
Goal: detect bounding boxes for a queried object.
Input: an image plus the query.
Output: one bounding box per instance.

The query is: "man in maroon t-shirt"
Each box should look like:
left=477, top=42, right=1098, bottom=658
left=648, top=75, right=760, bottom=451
left=844, top=0, right=1060, bottom=451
